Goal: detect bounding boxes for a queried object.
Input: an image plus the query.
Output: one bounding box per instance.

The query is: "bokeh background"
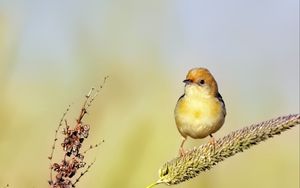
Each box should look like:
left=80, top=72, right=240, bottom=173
left=0, top=1, right=299, bottom=188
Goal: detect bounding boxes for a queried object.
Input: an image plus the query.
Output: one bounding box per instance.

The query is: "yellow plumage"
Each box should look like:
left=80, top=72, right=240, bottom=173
left=175, top=84, right=225, bottom=139
left=174, top=67, right=226, bottom=155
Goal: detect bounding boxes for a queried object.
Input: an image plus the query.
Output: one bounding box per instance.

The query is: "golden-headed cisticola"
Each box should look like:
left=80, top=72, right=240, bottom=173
left=174, top=67, right=226, bottom=156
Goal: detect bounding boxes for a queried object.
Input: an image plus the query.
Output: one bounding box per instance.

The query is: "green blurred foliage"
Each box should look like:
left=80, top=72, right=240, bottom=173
left=0, top=1, right=299, bottom=188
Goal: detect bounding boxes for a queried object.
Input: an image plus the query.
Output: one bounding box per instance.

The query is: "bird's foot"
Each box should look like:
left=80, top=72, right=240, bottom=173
left=179, top=147, right=187, bottom=157
left=209, top=134, right=216, bottom=153
left=179, top=137, right=187, bottom=157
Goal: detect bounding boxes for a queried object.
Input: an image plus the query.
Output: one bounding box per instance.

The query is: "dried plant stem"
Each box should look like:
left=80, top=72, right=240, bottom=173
left=72, top=159, right=96, bottom=187
left=49, top=105, right=71, bottom=160
left=86, top=76, right=109, bottom=109
left=148, top=114, right=299, bottom=187
left=48, top=105, right=71, bottom=183
left=83, top=140, right=105, bottom=154
left=48, top=76, right=108, bottom=187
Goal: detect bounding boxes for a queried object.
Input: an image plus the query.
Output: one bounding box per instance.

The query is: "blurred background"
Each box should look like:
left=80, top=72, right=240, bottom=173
left=0, top=1, right=299, bottom=188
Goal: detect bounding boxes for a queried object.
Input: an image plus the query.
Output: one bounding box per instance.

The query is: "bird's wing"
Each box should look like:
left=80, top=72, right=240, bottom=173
left=216, top=92, right=226, bottom=116
left=177, top=94, right=185, bottom=102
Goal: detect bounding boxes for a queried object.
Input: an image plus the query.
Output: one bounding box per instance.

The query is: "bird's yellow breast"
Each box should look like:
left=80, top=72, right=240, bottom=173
left=175, top=91, right=225, bottom=139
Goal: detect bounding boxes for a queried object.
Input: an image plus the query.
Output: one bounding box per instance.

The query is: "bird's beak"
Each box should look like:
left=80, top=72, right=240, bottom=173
left=183, top=79, right=192, bottom=84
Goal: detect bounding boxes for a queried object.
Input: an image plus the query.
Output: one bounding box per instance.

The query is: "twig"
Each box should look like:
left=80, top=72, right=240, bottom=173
left=49, top=105, right=71, bottom=160
left=86, top=76, right=109, bottom=109
left=48, top=105, right=71, bottom=184
left=49, top=77, right=108, bottom=187
left=77, top=76, right=109, bottom=124
left=147, top=114, right=299, bottom=187
left=83, top=140, right=105, bottom=154
left=72, top=159, right=96, bottom=187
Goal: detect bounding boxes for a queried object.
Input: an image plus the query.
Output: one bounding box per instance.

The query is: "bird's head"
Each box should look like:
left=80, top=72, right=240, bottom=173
left=183, top=67, right=218, bottom=97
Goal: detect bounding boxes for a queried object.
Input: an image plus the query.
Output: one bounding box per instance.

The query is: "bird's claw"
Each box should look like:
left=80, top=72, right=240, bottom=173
left=179, top=147, right=187, bottom=157
left=209, top=134, right=217, bottom=153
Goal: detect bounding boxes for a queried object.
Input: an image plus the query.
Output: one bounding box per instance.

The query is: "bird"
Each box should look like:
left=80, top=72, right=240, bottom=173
left=174, top=67, right=226, bottom=156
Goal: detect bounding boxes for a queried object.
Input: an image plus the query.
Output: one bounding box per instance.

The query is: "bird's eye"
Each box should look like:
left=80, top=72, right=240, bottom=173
left=199, top=80, right=205, bottom=85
